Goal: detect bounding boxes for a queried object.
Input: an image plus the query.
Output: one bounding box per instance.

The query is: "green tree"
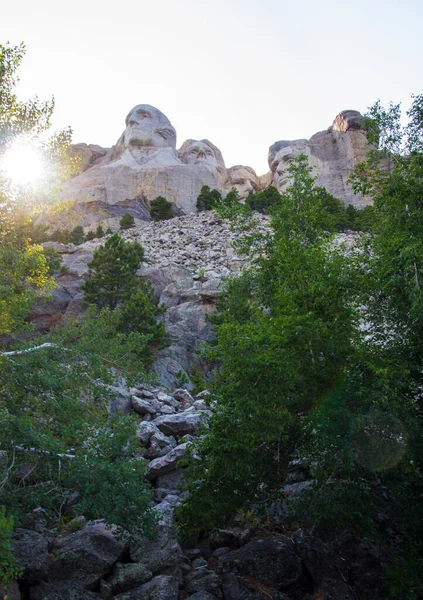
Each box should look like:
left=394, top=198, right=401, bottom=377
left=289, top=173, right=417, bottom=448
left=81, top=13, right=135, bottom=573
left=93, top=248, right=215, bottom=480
left=178, top=155, right=357, bottom=534
left=119, top=212, right=135, bottom=229
left=196, top=185, right=222, bottom=211
left=95, top=224, right=105, bottom=238
left=149, top=196, right=174, bottom=221
left=82, top=233, right=144, bottom=310
left=70, top=225, right=85, bottom=245
left=0, top=42, right=60, bottom=335
left=121, top=281, right=166, bottom=347
left=0, top=508, right=22, bottom=586
left=245, top=185, right=281, bottom=214
left=0, top=314, right=157, bottom=536
left=0, top=43, right=157, bottom=549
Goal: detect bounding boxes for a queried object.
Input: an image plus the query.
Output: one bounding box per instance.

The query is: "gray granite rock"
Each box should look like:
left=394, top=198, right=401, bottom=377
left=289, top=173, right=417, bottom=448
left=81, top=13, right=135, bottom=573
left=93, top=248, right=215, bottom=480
left=48, top=523, right=124, bottom=588
left=113, top=575, right=179, bottom=600
left=153, top=412, right=204, bottom=437
left=12, top=529, right=49, bottom=584
left=147, top=443, right=188, bottom=480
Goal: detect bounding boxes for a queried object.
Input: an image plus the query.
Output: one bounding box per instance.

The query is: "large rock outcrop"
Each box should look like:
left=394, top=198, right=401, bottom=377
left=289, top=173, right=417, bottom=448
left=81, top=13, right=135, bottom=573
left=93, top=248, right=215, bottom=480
left=58, top=105, right=227, bottom=229
left=268, top=110, right=372, bottom=206
left=55, top=106, right=372, bottom=231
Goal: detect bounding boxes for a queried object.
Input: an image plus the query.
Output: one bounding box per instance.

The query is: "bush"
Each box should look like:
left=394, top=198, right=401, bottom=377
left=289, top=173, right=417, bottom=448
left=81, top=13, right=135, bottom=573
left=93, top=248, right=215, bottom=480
left=119, top=212, right=135, bottom=230
left=245, top=186, right=281, bottom=214
left=0, top=508, right=22, bottom=586
left=95, top=225, right=105, bottom=238
left=196, top=185, right=222, bottom=212
left=82, top=233, right=144, bottom=310
left=150, top=196, right=174, bottom=221
left=70, top=225, right=85, bottom=245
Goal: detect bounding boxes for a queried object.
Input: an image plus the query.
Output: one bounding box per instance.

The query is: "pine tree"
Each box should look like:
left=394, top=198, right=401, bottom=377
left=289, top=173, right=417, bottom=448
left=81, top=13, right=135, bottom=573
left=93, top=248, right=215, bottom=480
left=82, top=234, right=144, bottom=310
left=149, top=196, right=174, bottom=221
left=196, top=185, right=222, bottom=211
left=119, top=212, right=135, bottom=230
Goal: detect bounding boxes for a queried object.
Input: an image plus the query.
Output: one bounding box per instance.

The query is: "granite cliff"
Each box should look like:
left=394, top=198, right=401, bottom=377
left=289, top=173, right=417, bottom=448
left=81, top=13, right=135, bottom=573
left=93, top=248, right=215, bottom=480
left=54, top=106, right=372, bottom=230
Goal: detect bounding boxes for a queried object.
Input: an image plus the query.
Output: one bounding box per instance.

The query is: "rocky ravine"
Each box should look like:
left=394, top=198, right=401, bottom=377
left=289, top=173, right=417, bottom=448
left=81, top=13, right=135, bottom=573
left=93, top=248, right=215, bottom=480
left=6, top=381, right=387, bottom=600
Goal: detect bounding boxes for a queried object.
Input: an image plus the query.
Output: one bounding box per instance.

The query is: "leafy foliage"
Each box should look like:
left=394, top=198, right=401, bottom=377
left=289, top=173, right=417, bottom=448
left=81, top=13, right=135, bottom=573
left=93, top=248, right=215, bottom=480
left=149, top=196, right=174, bottom=221
left=82, top=234, right=166, bottom=359
left=196, top=185, right=222, bottom=212
left=0, top=508, right=22, bottom=586
left=82, top=233, right=144, bottom=310
left=0, top=43, right=158, bottom=550
left=119, top=212, right=135, bottom=230
left=178, top=156, right=357, bottom=534
left=179, top=116, right=423, bottom=595
left=0, top=326, right=157, bottom=536
left=245, top=185, right=281, bottom=214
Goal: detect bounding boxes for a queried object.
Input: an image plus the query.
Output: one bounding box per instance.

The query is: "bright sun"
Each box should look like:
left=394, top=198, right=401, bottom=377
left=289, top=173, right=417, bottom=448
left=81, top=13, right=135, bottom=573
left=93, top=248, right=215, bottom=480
left=1, top=142, right=45, bottom=186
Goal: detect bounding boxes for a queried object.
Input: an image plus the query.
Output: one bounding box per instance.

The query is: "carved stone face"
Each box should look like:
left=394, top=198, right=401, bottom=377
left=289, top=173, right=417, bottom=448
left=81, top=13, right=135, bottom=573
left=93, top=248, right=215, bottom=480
left=226, top=166, right=259, bottom=199
left=179, top=141, right=218, bottom=169
left=270, top=141, right=309, bottom=191
left=123, top=104, right=177, bottom=150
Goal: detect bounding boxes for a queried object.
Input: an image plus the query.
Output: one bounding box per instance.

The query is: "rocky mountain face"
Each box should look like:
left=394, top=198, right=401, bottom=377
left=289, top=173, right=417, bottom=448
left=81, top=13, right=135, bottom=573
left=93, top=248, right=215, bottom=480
left=54, top=106, right=371, bottom=230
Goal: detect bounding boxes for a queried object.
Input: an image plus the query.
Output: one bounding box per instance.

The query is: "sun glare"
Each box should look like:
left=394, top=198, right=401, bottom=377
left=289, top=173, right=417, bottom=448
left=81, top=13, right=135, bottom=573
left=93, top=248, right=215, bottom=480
left=1, top=142, right=45, bottom=186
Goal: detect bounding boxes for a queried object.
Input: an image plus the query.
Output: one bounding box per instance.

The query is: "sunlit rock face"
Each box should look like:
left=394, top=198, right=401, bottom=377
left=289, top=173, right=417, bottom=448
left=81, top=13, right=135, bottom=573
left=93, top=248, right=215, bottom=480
left=57, top=106, right=222, bottom=228
left=178, top=139, right=225, bottom=171
left=269, top=110, right=372, bottom=206
left=55, top=107, right=373, bottom=230
left=223, top=165, right=261, bottom=199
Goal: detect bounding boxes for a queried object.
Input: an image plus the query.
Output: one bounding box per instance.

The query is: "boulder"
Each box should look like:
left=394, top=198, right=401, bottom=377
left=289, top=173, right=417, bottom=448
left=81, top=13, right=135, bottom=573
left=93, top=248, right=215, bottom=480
left=221, top=573, right=287, bottom=600
left=218, top=537, right=302, bottom=589
left=30, top=581, right=102, bottom=600
left=209, top=527, right=251, bottom=549
left=153, top=412, right=204, bottom=437
left=113, top=575, right=179, bottom=600
left=147, top=443, right=188, bottom=480
left=132, top=396, right=160, bottom=415
left=156, top=469, right=186, bottom=494
left=48, top=523, right=124, bottom=588
left=136, top=421, right=160, bottom=445
left=12, top=528, right=49, bottom=584
left=145, top=430, right=177, bottom=459
left=184, top=567, right=222, bottom=598
left=173, top=389, right=195, bottom=404
left=100, top=562, right=152, bottom=599
left=130, top=525, right=184, bottom=575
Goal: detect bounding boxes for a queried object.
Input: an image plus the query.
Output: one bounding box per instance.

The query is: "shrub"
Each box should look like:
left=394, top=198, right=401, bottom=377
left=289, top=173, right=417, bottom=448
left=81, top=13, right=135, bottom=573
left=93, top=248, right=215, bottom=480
left=150, top=196, right=174, bottom=221
left=196, top=185, right=222, bottom=212
left=0, top=508, right=22, bottom=586
left=82, top=233, right=144, bottom=310
left=70, top=225, right=85, bottom=245
left=119, top=212, right=135, bottom=230
left=95, top=225, right=105, bottom=238
left=245, top=186, right=282, bottom=214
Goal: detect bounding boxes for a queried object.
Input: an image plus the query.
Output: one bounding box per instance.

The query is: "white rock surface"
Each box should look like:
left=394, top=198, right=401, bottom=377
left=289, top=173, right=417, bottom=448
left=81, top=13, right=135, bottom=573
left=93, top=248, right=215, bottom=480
left=268, top=110, right=372, bottom=207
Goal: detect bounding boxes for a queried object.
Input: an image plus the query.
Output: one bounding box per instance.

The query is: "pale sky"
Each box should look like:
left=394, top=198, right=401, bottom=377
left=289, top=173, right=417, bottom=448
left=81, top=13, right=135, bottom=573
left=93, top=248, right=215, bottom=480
left=2, top=0, right=422, bottom=175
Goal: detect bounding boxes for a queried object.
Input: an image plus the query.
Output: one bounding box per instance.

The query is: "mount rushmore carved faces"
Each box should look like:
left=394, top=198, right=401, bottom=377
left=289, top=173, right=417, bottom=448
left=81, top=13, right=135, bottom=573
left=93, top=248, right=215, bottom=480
left=123, top=104, right=177, bottom=150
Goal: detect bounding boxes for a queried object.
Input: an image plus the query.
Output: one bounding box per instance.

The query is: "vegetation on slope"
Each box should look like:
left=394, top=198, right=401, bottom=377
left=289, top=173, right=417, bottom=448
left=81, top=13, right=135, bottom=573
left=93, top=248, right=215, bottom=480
left=178, top=96, right=423, bottom=598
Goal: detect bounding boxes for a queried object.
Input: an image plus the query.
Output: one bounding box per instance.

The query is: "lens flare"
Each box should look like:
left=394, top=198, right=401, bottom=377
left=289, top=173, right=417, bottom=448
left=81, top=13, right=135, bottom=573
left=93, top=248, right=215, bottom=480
left=1, top=142, right=44, bottom=186
left=350, top=412, right=407, bottom=472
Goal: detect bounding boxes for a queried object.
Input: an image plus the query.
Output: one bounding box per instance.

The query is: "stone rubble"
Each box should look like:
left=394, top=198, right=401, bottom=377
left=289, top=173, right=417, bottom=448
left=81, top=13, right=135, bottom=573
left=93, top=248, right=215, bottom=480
left=13, top=379, right=382, bottom=600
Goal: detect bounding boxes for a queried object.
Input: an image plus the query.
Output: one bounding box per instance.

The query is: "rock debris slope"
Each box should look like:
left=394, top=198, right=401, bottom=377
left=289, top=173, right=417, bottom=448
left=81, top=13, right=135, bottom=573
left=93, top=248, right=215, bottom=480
left=35, top=212, right=269, bottom=386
